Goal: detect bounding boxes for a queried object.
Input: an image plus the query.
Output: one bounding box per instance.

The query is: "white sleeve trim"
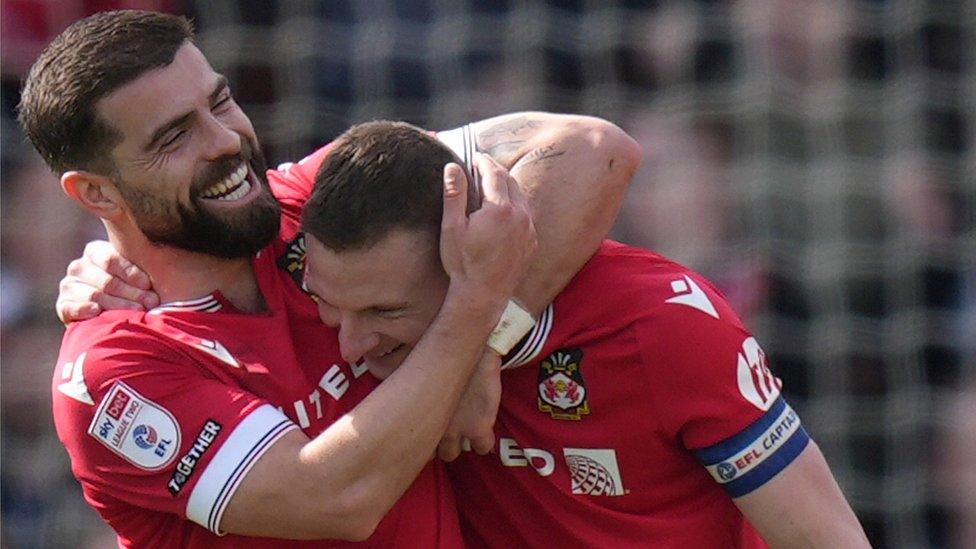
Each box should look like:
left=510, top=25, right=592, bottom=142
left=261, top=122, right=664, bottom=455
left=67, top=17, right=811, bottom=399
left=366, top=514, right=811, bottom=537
left=437, top=124, right=481, bottom=199
left=502, top=304, right=554, bottom=369
left=185, top=404, right=298, bottom=534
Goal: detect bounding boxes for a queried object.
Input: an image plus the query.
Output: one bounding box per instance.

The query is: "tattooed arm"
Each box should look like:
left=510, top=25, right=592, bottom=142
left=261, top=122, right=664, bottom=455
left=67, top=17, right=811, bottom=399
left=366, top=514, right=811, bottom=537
left=433, top=112, right=640, bottom=462
left=471, top=112, right=641, bottom=315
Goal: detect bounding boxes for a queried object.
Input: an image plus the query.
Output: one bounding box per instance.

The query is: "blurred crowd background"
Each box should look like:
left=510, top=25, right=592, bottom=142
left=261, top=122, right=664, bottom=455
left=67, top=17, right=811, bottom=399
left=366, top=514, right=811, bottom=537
left=1, top=0, right=973, bottom=547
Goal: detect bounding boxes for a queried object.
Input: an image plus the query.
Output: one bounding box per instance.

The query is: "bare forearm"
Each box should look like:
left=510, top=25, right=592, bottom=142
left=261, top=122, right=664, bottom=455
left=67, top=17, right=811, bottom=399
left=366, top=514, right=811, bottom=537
left=736, top=442, right=870, bottom=548
left=223, top=154, right=535, bottom=539
left=224, top=288, right=500, bottom=539
left=301, top=288, right=497, bottom=526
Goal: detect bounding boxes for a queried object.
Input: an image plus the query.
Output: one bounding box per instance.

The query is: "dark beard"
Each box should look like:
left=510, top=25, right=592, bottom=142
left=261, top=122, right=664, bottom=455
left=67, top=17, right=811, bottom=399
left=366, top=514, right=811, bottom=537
left=124, top=139, right=282, bottom=259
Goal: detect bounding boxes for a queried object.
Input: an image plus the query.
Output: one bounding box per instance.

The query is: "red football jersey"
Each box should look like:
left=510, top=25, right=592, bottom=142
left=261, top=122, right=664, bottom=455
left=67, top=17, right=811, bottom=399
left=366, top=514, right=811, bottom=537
left=449, top=241, right=809, bottom=548
left=52, top=143, right=463, bottom=548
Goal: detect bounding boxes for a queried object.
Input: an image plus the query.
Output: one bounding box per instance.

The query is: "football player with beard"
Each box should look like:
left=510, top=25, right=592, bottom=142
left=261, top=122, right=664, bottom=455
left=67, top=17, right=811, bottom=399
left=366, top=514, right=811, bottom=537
left=22, top=10, right=639, bottom=548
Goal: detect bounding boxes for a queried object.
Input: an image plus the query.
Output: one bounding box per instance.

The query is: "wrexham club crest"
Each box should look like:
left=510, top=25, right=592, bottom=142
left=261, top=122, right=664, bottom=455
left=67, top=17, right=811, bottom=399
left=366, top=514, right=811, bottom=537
left=538, top=348, right=590, bottom=420
left=277, top=233, right=307, bottom=288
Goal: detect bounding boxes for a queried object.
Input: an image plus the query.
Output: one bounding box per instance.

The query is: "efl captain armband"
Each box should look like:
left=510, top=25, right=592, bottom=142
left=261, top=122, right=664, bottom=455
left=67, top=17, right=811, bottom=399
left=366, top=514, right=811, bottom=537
left=487, top=299, right=536, bottom=356
left=694, top=397, right=811, bottom=498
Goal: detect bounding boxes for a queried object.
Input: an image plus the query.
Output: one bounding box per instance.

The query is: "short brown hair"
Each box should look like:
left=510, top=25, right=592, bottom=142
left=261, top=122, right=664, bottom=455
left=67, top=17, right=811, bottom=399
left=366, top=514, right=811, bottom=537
left=17, top=10, right=195, bottom=174
left=303, top=121, right=478, bottom=251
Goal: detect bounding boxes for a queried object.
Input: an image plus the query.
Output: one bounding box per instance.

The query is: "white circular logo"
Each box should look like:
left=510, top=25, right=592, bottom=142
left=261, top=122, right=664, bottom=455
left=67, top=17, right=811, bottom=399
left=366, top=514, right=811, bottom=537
left=566, top=454, right=617, bottom=496
left=736, top=337, right=781, bottom=411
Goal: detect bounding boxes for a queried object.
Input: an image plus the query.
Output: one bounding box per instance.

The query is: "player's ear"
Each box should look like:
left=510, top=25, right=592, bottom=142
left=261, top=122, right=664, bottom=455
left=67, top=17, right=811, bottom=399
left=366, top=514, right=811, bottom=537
left=61, top=170, right=126, bottom=219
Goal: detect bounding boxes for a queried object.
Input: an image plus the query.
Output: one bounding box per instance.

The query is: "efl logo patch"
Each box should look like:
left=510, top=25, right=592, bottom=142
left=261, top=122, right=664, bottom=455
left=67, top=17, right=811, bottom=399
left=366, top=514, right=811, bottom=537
left=563, top=448, right=626, bottom=496
left=88, top=382, right=181, bottom=470
left=276, top=233, right=307, bottom=288
left=538, top=348, right=590, bottom=420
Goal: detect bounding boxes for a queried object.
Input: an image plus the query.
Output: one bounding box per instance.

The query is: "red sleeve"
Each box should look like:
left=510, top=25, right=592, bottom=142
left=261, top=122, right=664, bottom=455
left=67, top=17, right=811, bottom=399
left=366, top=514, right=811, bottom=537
left=636, top=273, right=771, bottom=447
left=266, top=142, right=335, bottom=229
left=636, top=272, right=809, bottom=497
left=52, top=325, right=297, bottom=534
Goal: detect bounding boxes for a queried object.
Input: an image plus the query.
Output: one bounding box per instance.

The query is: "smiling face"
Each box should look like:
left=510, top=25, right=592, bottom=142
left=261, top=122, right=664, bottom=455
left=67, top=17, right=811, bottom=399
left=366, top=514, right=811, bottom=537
left=96, top=42, right=280, bottom=258
left=303, top=229, right=449, bottom=380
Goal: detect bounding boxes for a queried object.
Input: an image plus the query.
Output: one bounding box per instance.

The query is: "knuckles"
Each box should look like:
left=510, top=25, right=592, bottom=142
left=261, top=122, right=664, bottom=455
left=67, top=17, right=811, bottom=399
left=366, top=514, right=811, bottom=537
left=58, top=276, right=74, bottom=292
left=437, top=437, right=462, bottom=462
left=88, top=288, right=104, bottom=303
left=65, top=259, right=85, bottom=277
left=103, top=256, right=124, bottom=275
left=82, top=241, right=101, bottom=257
left=102, top=277, right=124, bottom=295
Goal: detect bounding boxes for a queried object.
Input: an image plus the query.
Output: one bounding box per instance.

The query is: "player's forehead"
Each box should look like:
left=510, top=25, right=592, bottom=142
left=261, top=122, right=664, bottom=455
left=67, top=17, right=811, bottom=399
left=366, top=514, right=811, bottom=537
left=95, top=43, right=222, bottom=146
left=301, top=237, right=390, bottom=301
left=304, top=231, right=437, bottom=306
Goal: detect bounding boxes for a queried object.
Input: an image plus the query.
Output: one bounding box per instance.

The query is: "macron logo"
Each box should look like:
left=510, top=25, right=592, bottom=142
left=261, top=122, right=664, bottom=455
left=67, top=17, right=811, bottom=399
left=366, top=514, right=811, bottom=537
left=196, top=339, right=239, bottom=368
left=666, top=276, right=719, bottom=319
left=58, top=352, right=94, bottom=405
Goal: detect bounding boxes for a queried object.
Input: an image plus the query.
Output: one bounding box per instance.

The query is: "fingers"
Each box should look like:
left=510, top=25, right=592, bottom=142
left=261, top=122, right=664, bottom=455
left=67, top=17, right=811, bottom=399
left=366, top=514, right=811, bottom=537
left=69, top=241, right=159, bottom=310
left=442, top=163, right=468, bottom=232
left=56, top=300, right=101, bottom=324
left=93, top=289, right=157, bottom=312
left=66, top=260, right=157, bottom=309
left=503, top=167, right=529, bottom=210
left=84, top=240, right=153, bottom=290
left=469, top=433, right=495, bottom=455
left=437, top=434, right=492, bottom=462
left=142, top=291, right=161, bottom=310
left=437, top=435, right=463, bottom=463
left=59, top=269, right=152, bottom=307
left=56, top=284, right=145, bottom=324
left=57, top=251, right=159, bottom=323
left=473, top=153, right=512, bottom=204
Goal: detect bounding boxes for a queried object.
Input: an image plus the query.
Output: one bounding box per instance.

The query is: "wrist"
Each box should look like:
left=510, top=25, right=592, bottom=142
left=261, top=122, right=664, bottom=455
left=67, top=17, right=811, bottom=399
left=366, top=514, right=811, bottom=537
left=441, top=281, right=508, bottom=334
left=486, top=299, right=535, bottom=356
left=444, top=279, right=509, bottom=316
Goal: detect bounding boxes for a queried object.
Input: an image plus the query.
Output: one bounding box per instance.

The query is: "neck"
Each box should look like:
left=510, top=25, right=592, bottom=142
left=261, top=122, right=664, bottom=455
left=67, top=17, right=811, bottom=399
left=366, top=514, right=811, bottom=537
left=107, top=226, right=266, bottom=313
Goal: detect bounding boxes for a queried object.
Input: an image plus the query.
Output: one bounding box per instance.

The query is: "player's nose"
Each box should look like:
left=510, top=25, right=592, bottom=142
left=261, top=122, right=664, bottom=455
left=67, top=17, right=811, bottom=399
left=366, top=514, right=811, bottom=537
left=338, top=320, right=379, bottom=365
left=202, top=114, right=241, bottom=161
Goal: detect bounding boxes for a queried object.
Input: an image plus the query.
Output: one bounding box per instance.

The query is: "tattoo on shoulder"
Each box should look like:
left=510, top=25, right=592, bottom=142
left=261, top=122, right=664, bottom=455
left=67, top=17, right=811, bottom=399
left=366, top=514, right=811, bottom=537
left=519, top=145, right=565, bottom=166
left=477, top=117, right=544, bottom=142
left=481, top=140, right=526, bottom=161
left=476, top=116, right=546, bottom=163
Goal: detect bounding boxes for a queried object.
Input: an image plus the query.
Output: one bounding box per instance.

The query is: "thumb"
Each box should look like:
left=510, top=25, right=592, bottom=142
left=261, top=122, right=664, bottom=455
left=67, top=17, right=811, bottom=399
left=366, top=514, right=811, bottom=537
left=470, top=433, right=495, bottom=455
left=442, top=162, right=468, bottom=232
left=438, top=436, right=463, bottom=463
